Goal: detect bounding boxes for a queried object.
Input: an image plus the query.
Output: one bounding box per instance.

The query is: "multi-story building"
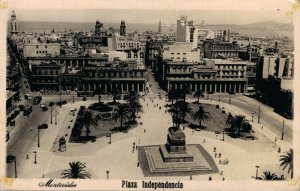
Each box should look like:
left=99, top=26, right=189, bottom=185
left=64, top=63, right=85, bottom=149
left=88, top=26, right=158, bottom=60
left=30, top=61, right=62, bottom=91
left=10, top=10, right=18, bottom=35
left=157, top=58, right=248, bottom=93
left=23, top=43, right=60, bottom=58
left=203, top=40, right=239, bottom=59
left=176, top=16, right=198, bottom=48
left=163, top=42, right=200, bottom=62
left=111, top=35, right=143, bottom=60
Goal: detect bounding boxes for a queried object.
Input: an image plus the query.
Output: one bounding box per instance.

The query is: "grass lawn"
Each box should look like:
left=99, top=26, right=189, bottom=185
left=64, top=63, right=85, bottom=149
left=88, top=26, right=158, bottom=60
left=184, top=103, right=228, bottom=133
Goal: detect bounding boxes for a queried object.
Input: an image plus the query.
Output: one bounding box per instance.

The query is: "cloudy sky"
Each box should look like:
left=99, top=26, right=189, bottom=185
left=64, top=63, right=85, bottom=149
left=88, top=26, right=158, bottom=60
left=8, top=0, right=295, bottom=24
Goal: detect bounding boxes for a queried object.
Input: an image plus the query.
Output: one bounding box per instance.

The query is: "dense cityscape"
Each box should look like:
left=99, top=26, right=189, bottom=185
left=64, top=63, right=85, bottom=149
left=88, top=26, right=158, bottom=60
left=6, top=10, right=294, bottom=181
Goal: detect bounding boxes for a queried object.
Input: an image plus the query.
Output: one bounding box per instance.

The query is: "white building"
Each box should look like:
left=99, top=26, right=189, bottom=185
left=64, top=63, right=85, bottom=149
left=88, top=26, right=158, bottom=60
left=23, top=43, right=60, bottom=58
left=176, top=16, right=198, bottom=48
left=163, top=42, right=200, bottom=62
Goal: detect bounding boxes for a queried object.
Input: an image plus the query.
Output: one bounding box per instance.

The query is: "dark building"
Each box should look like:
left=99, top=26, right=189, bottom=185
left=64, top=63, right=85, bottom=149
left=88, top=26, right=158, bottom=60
left=204, top=40, right=239, bottom=59
left=145, top=38, right=164, bottom=69
left=120, top=20, right=126, bottom=36
left=30, top=62, right=62, bottom=91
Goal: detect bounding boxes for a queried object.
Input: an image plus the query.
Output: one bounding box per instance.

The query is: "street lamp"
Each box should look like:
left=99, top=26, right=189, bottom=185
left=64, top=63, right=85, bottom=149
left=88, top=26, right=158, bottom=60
left=106, top=170, right=110, bottom=179
left=281, top=119, right=285, bottom=140
left=222, top=130, right=225, bottom=141
left=251, top=112, right=255, bottom=122
left=33, top=151, right=37, bottom=164
left=6, top=155, right=17, bottom=178
left=255, top=165, right=260, bottom=179
left=37, top=127, right=40, bottom=147
left=73, top=96, right=75, bottom=103
left=109, top=131, right=112, bottom=144
left=258, top=105, right=261, bottom=123
left=55, top=111, right=57, bottom=125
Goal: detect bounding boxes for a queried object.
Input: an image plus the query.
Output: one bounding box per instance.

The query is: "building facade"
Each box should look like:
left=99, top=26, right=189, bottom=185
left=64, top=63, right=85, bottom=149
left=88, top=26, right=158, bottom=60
left=23, top=43, right=60, bottom=58
left=203, top=40, right=239, bottom=59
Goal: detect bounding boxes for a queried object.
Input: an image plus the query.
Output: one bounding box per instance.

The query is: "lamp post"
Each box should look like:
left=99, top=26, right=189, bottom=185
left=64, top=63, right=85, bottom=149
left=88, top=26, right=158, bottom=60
left=106, top=170, right=110, bottom=179
left=258, top=105, right=261, bottom=123
left=37, top=127, right=40, bottom=147
left=33, top=151, right=37, bottom=164
left=109, top=131, right=112, bottom=144
left=55, top=113, right=57, bottom=125
left=222, top=130, right=225, bottom=141
left=281, top=119, right=285, bottom=140
left=6, top=155, right=17, bottom=178
left=251, top=112, right=255, bottom=122
left=255, top=165, right=260, bottom=179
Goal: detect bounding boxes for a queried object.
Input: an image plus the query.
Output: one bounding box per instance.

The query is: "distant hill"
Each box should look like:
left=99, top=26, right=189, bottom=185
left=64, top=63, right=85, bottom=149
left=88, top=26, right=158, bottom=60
left=241, top=21, right=293, bottom=31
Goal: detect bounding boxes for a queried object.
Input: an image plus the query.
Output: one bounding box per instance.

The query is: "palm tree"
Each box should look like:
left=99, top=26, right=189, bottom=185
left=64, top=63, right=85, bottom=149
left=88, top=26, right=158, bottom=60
left=192, top=104, right=211, bottom=128
left=258, top=170, right=285, bottom=181
left=174, top=100, right=192, bottom=122
left=82, top=110, right=97, bottom=142
left=124, top=91, right=143, bottom=120
left=114, top=104, right=129, bottom=130
left=61, top=161, right=91, bottom=179
left=124, top=91, right=140, bottom=105
left=49, top=102, right=55, bottom=124
left=129, top=101, right=143, bottom=120
left=193, top=89, right=204, bottom=103
left=109, top=89, right=121, bottom=103
left=280, top=149, right=293, bottom=179
left=230, top=115, right=248, bottom=135
left=167, top=88, right=177, bottom=105
left=179, top=85, right=191, bottom=102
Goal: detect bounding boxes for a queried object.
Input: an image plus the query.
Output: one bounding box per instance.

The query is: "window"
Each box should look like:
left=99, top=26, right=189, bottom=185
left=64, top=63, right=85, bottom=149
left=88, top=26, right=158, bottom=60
left=36, top=51, right=39, bottom=54
left=171, top=53, right=174, bottom=55
left=45, top=45, right=47, bottom=48
left=177, top=57, right=180, bottom=59
left=36, top=45, right=39, bottom=48
left=183, top=53, right=186, bottom=55
left=177, top=53, right=180, bottom=55
left=171, top=57, right=174, bottom=59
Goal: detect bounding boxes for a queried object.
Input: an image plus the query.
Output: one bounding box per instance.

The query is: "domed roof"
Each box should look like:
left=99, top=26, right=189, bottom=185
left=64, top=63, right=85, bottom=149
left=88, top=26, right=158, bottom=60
left=11, top=10, right=16, bottom=18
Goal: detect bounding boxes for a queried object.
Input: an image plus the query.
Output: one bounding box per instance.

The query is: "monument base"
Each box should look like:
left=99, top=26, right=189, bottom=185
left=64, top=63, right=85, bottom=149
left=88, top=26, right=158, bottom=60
left=139, top=144, right=218, bottom=176
left=159, top=145, right=194, bottom=162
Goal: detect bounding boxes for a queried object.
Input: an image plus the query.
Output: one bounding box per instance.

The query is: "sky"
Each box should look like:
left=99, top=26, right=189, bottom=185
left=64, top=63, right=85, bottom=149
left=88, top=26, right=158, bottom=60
left=11, top=9, right=293, bottom=25
left=7, top=0, right=296, bottom=25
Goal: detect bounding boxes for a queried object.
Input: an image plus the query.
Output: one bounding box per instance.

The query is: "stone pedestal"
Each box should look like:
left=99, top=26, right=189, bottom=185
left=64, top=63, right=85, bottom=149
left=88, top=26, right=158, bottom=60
left=159, top=127, right=194, bottom=162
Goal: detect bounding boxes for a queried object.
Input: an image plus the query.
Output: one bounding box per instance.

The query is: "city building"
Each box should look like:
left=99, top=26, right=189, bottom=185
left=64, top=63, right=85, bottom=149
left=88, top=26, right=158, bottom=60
left=157, top=58, right=248, bottom=93
left=10, top=10, right=18, bottom=35
left=163, top=42, right=200, bottom=62
left=23, top=43, right=60, bottom=58
left=120, top=20, right=126, bottom=36
left=111, top=35, right=143, bottom=60
left=176, top=16, right=198, bottom=48
left=203, top=40, right=239, bottom=59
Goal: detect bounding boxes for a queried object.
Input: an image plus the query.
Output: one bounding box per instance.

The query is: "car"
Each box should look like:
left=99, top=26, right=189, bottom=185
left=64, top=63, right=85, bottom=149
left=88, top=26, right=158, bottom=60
left=38, top=123, right=48, bottom=129
left=42, top=107, right=48, bottom=111
left=40, top=103, right=46, bottom=108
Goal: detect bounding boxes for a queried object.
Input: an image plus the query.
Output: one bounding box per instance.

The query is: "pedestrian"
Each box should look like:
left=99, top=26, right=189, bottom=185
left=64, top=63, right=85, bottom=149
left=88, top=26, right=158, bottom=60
left=261, top=126, right=263, bottom=130
left=222, top=177, right=225, bottom=181
left=190, top=175, right=192, bottom=180
left=133, top=142, right=135, bottom=146
left=157, top=104, right=158, bottom=107
left=136, top=145, right=138, bottom=150
left=30, top=127, right=33, bottom=131
left=219, top=160, right=221, bottom=164
left=144, top=129, right=146, bottom=133
left=203, top=139, right=206, bottom=143
left=213, top=147, right=216, bottom=152
left=209, top=176, right=212, bottom=181
left=220, top=170, right=223, bottom=176
left=215, top=153, right=217, bottom=158
left=132, top=148, right=134, bottom=153
left=183, top=126, right=185, bottom=130
left=278, top=147, right=281, bottom=153
left=219, top=153, right=221, bottom=158
left=137, top=162, right=140, bottom=167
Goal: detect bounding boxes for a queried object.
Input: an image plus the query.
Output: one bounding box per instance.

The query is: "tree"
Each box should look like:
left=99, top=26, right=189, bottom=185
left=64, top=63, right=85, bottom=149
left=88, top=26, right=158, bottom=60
left=179, top=85, right=192, bottom=102
left=174, top=100, right=192, bottom=122
left=167, top=88, right=177, bottom=105
left=280, top=149, right=293, bottom=179
left=124, top=91, right=143, bottom=120
left=230, top=115, right=248, bottom=135
left=61, top=161, right=91, bottom=179
left=109, top=89, right=121, bottom=103
left=82, top=110, right=97, bottom=141
left=114, top=104, right=129, bottom=130
left=193, top=89, right=204, bottom=103
left=258, top=170, right=285, bottom=181
left=192, top=104, right=211, bottom=128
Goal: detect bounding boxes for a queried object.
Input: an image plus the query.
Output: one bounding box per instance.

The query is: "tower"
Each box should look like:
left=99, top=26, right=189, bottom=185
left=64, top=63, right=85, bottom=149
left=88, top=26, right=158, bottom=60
left=95, top=19, right=103, bottom=35
left=158, top=20, right=162, bottom=33
left=10, top=10, right=18, bottom=35
left=120, top=20, right=126, bottom=36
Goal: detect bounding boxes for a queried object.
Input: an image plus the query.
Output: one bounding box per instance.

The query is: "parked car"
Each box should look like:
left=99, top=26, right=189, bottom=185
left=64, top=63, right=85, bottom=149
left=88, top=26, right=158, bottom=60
left=40, top=103, right=46, bottom=108
left=38, top=123, right=48, bottom=129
